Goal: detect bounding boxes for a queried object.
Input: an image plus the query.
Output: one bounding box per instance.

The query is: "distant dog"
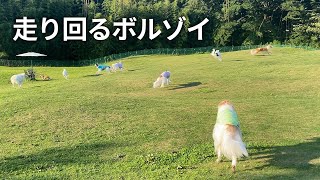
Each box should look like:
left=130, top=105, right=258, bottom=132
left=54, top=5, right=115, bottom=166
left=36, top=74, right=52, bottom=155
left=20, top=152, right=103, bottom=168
left=62, top=69, right=68, bottom=79
left=111, top=62, right=123, bottom=72
left=10, top=73, right=26, bottom=88
left=251, top=45, right=272, bottom=55
left=213, top=100, right=248, bottom=173
left=95, top=63, right=111, bottom=74
left=153, top=71, right=171, bottom=88
left=211, top=49, right=222, bottom=61
left=39, top=74, right=51, bottom=81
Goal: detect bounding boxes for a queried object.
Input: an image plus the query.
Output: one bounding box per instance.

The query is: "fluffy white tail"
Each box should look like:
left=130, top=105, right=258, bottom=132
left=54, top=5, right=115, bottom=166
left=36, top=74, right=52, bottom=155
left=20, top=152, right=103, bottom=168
left=221, top=132, right=248, bottom=159
left=213, top=124, right=248, bottom=160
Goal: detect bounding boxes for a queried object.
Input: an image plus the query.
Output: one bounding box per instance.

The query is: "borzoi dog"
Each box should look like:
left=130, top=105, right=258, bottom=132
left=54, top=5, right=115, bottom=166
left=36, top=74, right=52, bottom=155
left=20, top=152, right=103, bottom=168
left=10, top=73, right=26, bottom=88
left=211, top=49, right=222, bottom=61
left=39, top=74, right=51, bottom=81
left=213, top=100, right=248, bottom=173
left=111, top=62, right=123, bottom=72
left=251, top=45, right=272, bottom=55
left=153, top=71, right=171, bottom=88
left=95, top=63, right=111, bottom=74
left=62, top=69, right=68, bottom=79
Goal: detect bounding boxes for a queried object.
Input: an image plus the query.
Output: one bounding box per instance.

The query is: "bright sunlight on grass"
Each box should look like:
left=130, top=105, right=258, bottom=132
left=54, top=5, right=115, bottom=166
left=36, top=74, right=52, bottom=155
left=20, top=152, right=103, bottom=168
left=1, top=47, right=320, bottom=179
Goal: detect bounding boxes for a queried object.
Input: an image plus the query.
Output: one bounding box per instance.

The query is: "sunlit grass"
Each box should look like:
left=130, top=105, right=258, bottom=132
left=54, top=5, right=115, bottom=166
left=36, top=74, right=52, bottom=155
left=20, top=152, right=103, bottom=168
left=0, top=48, right=319, bottom=179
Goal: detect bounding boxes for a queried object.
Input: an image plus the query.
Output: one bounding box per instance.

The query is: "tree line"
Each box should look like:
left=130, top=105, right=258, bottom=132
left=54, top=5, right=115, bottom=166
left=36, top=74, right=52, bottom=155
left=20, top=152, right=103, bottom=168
left=0, top=0, right=319, bottom=60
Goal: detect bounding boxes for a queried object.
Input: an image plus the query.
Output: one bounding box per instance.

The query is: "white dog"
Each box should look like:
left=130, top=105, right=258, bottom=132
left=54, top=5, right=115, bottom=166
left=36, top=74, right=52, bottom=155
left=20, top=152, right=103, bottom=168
left=111, top=62, right=123, bottom=72
left=62, top=69, right=68, bottom=79
left=10, top=73, right=26, bottom=88
left=213, top=100, right=248, bottom=173
left=211, top=49, right=222, bottom=61
left=153, top=77, right=163, bottom=88
left=153, top=71, right=171, bottom=88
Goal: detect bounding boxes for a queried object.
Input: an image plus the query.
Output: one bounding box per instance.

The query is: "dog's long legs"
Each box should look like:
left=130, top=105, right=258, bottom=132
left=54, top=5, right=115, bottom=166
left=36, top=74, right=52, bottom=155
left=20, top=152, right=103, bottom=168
left=166, top=78, right=169, bottom=85
left=161, top=78, right=165, bottom=88
left=216, top=147, right=222, bottom=163
left=231, top=156, right=237, bottom=173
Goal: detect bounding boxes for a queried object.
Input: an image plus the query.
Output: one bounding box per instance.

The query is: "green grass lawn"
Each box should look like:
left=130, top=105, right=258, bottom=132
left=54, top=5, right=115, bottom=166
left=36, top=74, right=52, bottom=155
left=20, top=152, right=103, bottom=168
left=0, top=48, right=320, bottom=179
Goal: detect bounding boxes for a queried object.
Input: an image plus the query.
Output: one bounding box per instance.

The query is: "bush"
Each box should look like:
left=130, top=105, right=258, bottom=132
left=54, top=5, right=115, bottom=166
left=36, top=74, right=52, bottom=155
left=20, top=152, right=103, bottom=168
left=0, top=52, right=8, bottom=59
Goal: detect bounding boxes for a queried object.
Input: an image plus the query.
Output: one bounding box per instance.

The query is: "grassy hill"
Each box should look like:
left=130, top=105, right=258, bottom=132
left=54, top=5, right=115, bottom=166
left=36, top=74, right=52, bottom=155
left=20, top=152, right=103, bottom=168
left=0, top=48, right=319, bottom=179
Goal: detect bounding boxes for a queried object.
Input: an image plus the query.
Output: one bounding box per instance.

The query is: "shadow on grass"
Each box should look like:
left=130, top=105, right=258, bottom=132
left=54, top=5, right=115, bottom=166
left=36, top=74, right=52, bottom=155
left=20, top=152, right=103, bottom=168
left=127, top=68, right=142, bottom=72
left=27, top=79, right=55, bottom=82
left=231, top=60, right=244, bottom=62
left=249, top=137, right=320, bottom=179
left=169, top=82, right=202, bottom=90
left=0, top=141, right=126, bottom=174
left=83, top=74, right=103, bottom=77
left=253, top=54, right=271, bottom=56
left=34, top=79, right=56, bottom=82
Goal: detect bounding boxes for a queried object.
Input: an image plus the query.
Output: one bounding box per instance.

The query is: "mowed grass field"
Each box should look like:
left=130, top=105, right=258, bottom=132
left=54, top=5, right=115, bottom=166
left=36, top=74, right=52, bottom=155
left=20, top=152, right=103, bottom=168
left=0, top=48, right=320, bottom=179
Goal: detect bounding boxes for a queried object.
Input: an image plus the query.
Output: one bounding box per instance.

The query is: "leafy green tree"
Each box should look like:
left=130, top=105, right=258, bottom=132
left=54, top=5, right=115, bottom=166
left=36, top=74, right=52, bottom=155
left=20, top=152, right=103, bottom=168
left=0, top=0, right=320, bottom=61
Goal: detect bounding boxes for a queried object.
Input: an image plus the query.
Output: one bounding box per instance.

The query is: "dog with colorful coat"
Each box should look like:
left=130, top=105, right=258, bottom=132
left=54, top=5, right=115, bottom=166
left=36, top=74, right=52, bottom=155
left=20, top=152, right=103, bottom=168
left=153, top=71, right=171, bottom=88
left=213, top=100, right=248, bottom=173
left=95, top=64, right=111, bottom=74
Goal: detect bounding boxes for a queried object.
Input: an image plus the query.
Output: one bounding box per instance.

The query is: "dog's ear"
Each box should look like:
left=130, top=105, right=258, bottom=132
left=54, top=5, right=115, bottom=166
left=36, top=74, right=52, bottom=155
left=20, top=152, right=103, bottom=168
left=218, top=100, right=232, bottom=107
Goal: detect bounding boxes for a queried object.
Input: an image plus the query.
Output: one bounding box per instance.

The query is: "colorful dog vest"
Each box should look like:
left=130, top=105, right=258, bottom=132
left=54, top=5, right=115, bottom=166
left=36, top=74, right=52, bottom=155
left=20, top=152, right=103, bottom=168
left=98, top=65, right=110, bottom=71
left=162, top=71, right=170, bottom=78
left=216, top=108, right=240, bottom=127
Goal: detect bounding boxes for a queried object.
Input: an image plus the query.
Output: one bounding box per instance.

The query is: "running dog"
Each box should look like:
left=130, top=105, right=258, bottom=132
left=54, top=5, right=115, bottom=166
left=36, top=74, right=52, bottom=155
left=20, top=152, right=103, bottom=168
left=213, top=100, right=248, bottom=173
left=95, top=63, right=111, bottom=74
left=251, top=45, right=272, bottom=55
left=211, top=49, right=222, bottom=61
left=111, top=62, right=123, bottom=72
